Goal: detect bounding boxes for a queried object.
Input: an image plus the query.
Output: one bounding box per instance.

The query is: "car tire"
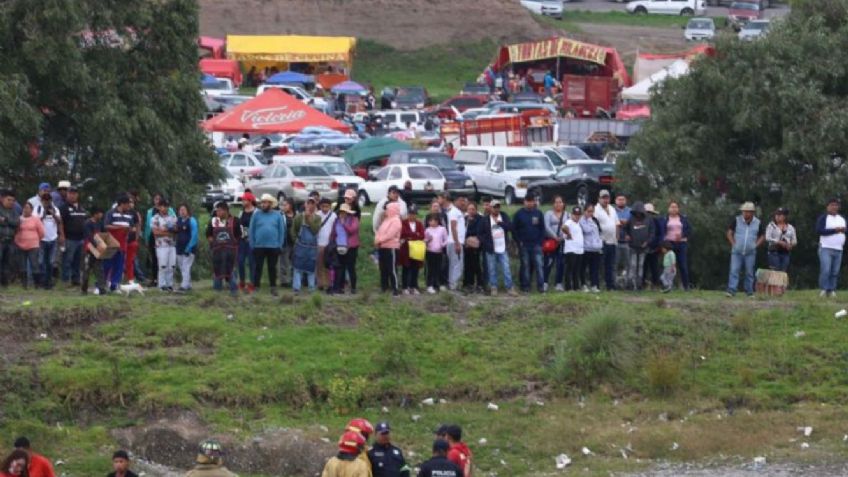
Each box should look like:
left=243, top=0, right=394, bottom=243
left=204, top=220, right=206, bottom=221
left=358, top=190, right=370, bottom=208
left=681, top=7, right=694, bottom=15
left=504, top=187, right=516, bottom=206
left=576, top=185, right=589, bottom=209
left=635, top=6, right=647, bottom=14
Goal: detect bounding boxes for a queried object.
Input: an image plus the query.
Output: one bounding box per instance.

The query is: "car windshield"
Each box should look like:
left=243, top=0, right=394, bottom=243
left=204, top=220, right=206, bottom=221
left=746, top=21, right=769, bottom=30
left=555, top=146, right=591, bottom=160
left=317, top=162, right=355, bottom=176
left=688, top=20, right=713, bottom=29
left=586, top=164, right=616, bottom=175
left=290, top=165, right=330, bottom=177
left=463, top=84, right=489, bottom=93
left=408, top=166, right=442, bottom=179
left=505, top=156, right=553, bottom=171
left=397, top=87, right=425, bottom=100
left=204, top=80, right=230, bottom=90
left=731, top=2, right=759, bottom=10
left=405, top=154, right=457, bottom=170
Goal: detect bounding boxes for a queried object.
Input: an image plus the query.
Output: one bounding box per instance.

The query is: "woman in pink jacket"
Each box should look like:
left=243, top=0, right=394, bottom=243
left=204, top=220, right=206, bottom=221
left=374, top=202, right=402, bottom=295
left=15, top=202, right=45, bottom=288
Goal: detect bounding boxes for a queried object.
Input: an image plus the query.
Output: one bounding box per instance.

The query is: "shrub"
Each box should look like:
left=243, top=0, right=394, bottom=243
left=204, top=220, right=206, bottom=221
left=549, top=312, right=635, bottom=391
left=373, top=333, right=417, bottom=377
left=645, top=350, right=683, bottom=396
left=327, top=376, right=369, bottom=414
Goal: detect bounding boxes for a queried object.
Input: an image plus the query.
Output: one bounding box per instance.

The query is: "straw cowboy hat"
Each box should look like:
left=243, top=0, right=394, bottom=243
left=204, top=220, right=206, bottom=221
left=339, top=203, right=354, bottom=214
left=259, top=193, right=278, bottom=207
left=738, top=202, right=756, bottom=212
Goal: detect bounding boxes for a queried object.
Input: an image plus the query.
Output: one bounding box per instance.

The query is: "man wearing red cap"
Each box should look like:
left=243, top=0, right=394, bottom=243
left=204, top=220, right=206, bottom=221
left=238, top=192, right=257, bottom=293
left=322, top=431, right=370, bottom=477
left=346, top=418, right=374, bottom=477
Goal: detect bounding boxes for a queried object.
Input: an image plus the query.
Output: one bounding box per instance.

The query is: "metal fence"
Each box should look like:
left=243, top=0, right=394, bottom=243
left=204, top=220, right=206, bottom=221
left=556, top=118, right=644, bottom=145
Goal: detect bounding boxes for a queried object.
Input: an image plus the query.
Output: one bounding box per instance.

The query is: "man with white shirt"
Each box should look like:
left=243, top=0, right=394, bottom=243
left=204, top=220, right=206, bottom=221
left=594, top=190, right=619, bottom=290
left=444, top=193, right=466, bottom=291
left=816, top=198, right=846, bottom=298
left=35, top=193, right=64, bottom=289
left=317, top=198, right=337, bottom=291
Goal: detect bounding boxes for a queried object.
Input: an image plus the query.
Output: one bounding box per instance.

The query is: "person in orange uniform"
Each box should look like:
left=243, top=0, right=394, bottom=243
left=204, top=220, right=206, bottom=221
left=14, top=437, right=54, bottom=477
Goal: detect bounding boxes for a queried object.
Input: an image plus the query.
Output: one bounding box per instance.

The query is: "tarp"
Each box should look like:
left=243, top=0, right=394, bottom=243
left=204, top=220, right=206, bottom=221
left=493, top=37, right=632, bottom=87
left=343, top=137, right=412, bottom=167
left=226, top=35, right=356, bottom=64
left=331, top=80, right=367, bottom=94
left=616, top=104, right=651, bottom=120
left=199, top=36, right=226, bottom=59
left=622, top=59, right=689, bottom=102
left=199, top=59, right=243, bottom=86
left=201, top=88, right=350, bottom=134
left=266, top=71, right=314, bottom=85
left=634, top=45, right=714, bottom=83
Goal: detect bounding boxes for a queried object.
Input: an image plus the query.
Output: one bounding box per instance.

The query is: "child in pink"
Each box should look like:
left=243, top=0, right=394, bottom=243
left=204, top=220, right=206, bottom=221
left=424, top=213, right=448, bottom=293
left=15, top=202, right=45, bottom=288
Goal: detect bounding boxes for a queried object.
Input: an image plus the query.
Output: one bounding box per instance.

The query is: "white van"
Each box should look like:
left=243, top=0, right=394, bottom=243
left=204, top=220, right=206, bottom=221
left=372, top=110, right=423, bottom=130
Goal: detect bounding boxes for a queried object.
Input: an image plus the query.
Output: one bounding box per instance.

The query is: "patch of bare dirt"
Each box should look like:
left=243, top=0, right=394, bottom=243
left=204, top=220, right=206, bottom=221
left=571, top=23, right=690, bottom=68
left=199, top=0, right=550, bottom=50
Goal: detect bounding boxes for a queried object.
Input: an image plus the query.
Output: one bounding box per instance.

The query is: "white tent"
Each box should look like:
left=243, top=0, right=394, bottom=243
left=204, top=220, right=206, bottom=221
left=621, top=59, right=689, bottom=102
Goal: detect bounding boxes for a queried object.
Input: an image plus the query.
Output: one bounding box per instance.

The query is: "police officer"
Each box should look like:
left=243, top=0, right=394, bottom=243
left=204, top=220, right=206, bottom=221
left=417, top=440, right=462, bottom=477
left=367, top=422, right=410, bottom=477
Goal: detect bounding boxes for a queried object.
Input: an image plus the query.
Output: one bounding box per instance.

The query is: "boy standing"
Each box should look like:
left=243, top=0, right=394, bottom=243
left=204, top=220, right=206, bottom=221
left=151, top=199, right=177, bottom=292
left=81, top=207, right=106, bottom=295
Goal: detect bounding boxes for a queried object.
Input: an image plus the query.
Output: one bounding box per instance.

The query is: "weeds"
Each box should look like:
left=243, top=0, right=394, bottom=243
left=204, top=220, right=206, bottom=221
left=645, top=350, right=683, bottom=396
left=327, top=376, right=369, bottom=414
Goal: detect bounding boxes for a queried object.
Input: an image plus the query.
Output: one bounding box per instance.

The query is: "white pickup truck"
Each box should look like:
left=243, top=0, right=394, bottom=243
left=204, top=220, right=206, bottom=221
left=462, top=147, right=556, bottom=205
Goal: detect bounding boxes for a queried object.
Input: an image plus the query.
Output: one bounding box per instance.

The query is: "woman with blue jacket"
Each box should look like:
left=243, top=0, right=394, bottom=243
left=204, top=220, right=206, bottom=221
left=657, top=201, right=692, bottom=290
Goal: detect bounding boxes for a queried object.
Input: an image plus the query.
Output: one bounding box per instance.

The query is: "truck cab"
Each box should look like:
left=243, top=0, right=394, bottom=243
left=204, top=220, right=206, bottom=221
left=461, top=147, right=556, bottom=205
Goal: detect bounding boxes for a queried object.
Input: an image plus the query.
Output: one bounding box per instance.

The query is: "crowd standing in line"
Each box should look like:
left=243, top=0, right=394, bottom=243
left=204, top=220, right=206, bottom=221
left=0, top=182, right=845, bottom=298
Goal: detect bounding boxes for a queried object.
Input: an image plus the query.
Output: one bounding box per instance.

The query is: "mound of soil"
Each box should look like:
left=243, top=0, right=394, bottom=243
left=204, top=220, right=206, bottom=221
left=199, top=0, right=548, bottom=50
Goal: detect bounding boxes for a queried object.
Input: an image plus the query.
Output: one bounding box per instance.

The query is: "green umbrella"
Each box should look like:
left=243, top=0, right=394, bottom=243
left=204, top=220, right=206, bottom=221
left=343, top=136, right=413, bottom=167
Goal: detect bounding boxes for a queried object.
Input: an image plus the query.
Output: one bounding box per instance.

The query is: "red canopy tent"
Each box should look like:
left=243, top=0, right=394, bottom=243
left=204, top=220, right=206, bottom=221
left=202, top=89, right=350, bottom=134
left=199, top=59, right=243, bottom=87
left=198, top=36, right=226, bottom=59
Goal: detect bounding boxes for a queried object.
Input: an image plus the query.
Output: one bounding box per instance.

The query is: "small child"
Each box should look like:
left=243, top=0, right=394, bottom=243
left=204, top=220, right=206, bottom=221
left=424, top=213, right=448, bottom=294
left=660, top=241, right=677, bottom=293
left=81, top=206, right=105, bottom=295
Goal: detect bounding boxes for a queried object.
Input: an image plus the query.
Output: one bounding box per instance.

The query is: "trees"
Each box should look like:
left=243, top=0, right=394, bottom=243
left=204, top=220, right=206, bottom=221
left=617, top=0, right=848, bottom=288
left=0, top=0, right=218, bottom=204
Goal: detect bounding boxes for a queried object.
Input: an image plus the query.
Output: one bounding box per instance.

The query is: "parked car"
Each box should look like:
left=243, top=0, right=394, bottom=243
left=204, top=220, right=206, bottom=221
left=430, top=95, right=490, bottom=120
left=529, top=145, right=592, bottom=169
left=272, top=155, right=364, bottom=197
left=392, top=86, right=429, bottom=109
left=738, top=19, right=771, bottom=40
left=526, top=160, right=615, bottom=208
left=727, top=1, right=763, bottom=30
left=357, top=164, right=446, bottom=207
left=520, top=0, right=564, bottom=19
left=255, top=84, right=329, bottom=112
left=478, top=102, right=558, bottom=118
left=202, top=78, right=236, bottom=97
left=509, top=91, right=544, bottom=104
left=386, top=151, right=476, bottom=197
left=246, top=163, right=338, bottom=204
left=202, top=168, right=245, bottom=212
left=684, top=17, right=716, bottom=41
left=627, top=0, right=706, bottom=15
left=461, top=83, right=491, bottom=95
left=463, top=147, right=556, bottom=205
left=220, top=151, right=265, bottom=179
left=370, top=110, right=424, bottom=130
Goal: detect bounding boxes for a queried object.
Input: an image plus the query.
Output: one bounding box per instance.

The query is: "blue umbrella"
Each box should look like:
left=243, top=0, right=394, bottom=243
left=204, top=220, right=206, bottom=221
left=331, top=80, right=367, bottom=95
left=266, top=71, right=314, bottom=85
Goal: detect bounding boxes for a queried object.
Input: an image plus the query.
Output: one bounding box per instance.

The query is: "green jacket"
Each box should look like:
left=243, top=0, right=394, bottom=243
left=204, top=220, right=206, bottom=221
left=293, top=213, right=321, bottom=240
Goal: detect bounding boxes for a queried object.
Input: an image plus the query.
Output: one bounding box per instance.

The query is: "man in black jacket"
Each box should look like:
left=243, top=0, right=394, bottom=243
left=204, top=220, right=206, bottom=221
left=418, top=440, right=462, bottom=477
left=476, top=200, right=517, bottom=297
left=368, top=422, right=410, bottom=477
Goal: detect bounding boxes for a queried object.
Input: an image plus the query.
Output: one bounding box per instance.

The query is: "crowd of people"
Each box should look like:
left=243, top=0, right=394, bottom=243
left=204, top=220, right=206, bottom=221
left=0, top=419, right=473, bottom=477
left=0, top=180, right=845, bottom=297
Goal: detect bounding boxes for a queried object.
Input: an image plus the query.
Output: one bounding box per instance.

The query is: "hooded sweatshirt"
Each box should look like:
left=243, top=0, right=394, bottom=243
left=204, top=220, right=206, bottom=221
left=0, top=205, right=21, bottom=242
left=375, top=203, right=402, bottom=249
left=447, top=442, right=473, bottom=477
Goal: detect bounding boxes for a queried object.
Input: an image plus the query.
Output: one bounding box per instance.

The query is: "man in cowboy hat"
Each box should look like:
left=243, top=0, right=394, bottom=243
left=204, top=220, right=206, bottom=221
left=725, top=201, right=765, bottom=297
left=249, top=194, right=285, bottom=296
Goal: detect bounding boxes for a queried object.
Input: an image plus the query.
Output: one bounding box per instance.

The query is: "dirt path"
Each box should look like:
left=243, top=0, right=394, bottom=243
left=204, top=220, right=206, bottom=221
left=621, top=461, right=848, bottom=476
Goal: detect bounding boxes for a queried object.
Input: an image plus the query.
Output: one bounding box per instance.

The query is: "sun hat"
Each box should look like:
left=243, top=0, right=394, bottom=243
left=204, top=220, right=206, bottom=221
left=739, top=202, right=756, bottom=212
left=259, top=193, right=277, bottom=207
left=644, top=203, right=657, bottom=215
left=57, top=180, right=71, bottom=190
left=339, top=203, right=353, bottom=214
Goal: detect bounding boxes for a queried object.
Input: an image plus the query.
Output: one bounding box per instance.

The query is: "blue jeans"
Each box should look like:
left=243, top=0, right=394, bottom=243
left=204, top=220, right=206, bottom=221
left=238, top=240, right=255, bottom=285
left=213, top=276, right=238, bottom=292
left=767, top=252, right=790, bottom=272
left=293, top=269, right=316, bottom=292
left=818, top=247, right=843, bottom=292
left=672, top=242, right=690, bottom=290
left=486, top=252, right=513, bottom=290
left=62, top=239, right=83, bottom=283
left=519, top=244, right=544, bottom=292
left=39, top=240, right=57, bottom=287
left=728, top=252, right=756, bottom=295
left=544, top=251, right=564, bottom=287
left=602, top=243, right=616, bottom=290
left=104, top=250, right=125, bottom=290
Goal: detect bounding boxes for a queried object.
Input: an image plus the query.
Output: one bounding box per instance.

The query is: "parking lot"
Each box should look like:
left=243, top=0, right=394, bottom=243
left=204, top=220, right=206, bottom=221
left=563, top=0, right=791, bottom=18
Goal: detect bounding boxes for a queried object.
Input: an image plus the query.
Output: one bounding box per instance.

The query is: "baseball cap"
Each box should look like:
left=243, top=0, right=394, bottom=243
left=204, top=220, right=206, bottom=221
left=375, top=422, right=391, bottom=434
left=38, top=182, right=51, bottom=191
left=775, top=207, right=789, bottom=215
left=242, top=192, right=256, bottom=204
left=490, top=200, right=501, bottom=207
left=599, top=190, right=610, bottom=198
left=433, top=439, right=450, bottom=453
left=57, top=180, right=71, bottom=189
left=571, top=206, right=582, bottom=215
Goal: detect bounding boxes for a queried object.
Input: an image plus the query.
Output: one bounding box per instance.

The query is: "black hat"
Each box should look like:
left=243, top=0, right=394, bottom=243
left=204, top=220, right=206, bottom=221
left=775, top=207, right=789, bottom=216
left=433, top=439, right=450, bottom=453
left=446, top=425, right=462, bottom=441
left=13, top=437, right=30, bottom=449
left=375, top=422, right=391, bottom=434
left=113, top=450, right=130, bottom=460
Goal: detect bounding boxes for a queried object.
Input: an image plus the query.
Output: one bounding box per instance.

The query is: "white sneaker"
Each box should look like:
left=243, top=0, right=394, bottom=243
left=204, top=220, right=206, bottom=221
left=412, top=288, right=421, bottom=295
left=543, top=283, right=549, bottom=292
left=830, top=291, right=838, bottom=298
left=403, top=289, right=411, bottom=295
left=427, top=287, right=436, bottom=295
left=582, top=285, right=590, bottom=293
left=820, top=290, right=828, bottom=298
left=554, top=284, right=564, bottom=292
left=590, top=286, right=600, bottom=293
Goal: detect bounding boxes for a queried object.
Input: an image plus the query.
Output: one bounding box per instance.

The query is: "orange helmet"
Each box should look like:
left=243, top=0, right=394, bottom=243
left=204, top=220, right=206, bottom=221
left=338, top=430, right=366, bottom=455
left=346, top=418, right=374, bottom=439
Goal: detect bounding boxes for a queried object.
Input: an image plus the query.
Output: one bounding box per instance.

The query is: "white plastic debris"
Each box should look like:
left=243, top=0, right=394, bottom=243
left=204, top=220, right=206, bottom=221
left=319, top=425, right=329, bottom=433
left=620, top=449, right=628, bottom=459
left=555, top=454, right=572, bottom=469
left=226, top=313, right=234, bottom=321
left=801, top=442, right=810, bottom=449
left=382, top=406, right=389, bottom=413
left=535, top=400, right=545, bottom=407
left=500, top=459, right=507, bottom=466
left=439, top=398, right=447, bottom=404
left=753, top=456, right=767, bottom=469
left=843, top=434, right=847, bottom=442
left=700, top=355, right=706, bottom=361
left=658, top=412, right=669, bottom=422
left=794, top=330, right=806, bottom=338
left=411, top=415, right=421, bottom=422
left=478, top=438, right=488, bottom=445
left=836, top=309, right=847, bottom=319
left=320, top=437, right=330, bottom=443
left=55, top=460, right=65, bottom=466
left=421, top=398, right=435, bottom=406
left=256, top=335, right=265, bottom=341
left=671, top=442, right=680, bottom=451
left=797, top=426, right=813, bottom=437
left=38, top=333, right=48, bottom=340
left=581, top=447, right=592, bottom=456
left=487, top=402, right=499, bottom=411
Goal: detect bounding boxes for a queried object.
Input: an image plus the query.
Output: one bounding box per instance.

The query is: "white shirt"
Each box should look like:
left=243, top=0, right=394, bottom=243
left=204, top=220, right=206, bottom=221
left=317, top=211, right=336, bottom=247
left=563, top=218, right=584, bottom=254
left=491, top=215, right=506, bottom=254
left=35, top=203, right=60, bottom=242
left=445, top=205, right=466, bottom=244
left=594, top=202, right=618, bottom=245
left=821, top=214, right=847, bottom=250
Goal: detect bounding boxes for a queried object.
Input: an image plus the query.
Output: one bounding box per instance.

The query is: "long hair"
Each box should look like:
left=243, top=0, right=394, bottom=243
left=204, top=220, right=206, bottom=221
left=1, top=449, right=30, bottom=477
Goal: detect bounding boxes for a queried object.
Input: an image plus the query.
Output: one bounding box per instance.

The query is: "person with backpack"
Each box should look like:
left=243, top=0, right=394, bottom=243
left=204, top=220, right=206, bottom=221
left=624, top=202, right=655, bottom=291
left=175, top=204, right=198, bottom=292
left=445, top=425, right=472, bottom=477
left=206, top=202, right=241, bottom=297
left=292, top=198, right=322, bottom=294
left=249, top=194, right=286, bottom=296
left=579, top=204, right=603, bottom=293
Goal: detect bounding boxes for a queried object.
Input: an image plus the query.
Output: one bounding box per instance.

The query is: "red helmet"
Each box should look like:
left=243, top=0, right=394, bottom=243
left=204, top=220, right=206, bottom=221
left=338, top=430, right=366, bottom=455
left=346, top=418, right=374, bottom=439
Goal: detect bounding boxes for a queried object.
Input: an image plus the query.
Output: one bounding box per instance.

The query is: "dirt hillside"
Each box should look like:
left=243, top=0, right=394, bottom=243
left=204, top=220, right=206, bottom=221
left=199, top=0, right=549, bottom=50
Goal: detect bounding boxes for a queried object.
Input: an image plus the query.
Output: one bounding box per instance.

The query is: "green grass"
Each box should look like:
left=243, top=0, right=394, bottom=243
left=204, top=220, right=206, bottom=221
left=557, top=10, right=714, bottom=28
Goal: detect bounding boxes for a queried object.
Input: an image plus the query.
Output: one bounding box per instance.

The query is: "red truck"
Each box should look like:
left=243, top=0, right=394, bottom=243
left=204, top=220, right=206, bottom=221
left=561, top=75, right=620, bottom=118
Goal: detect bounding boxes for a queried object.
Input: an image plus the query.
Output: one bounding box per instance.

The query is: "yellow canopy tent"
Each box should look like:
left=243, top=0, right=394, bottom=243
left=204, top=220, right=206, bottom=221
left=226, top=35, right=356, bottom=72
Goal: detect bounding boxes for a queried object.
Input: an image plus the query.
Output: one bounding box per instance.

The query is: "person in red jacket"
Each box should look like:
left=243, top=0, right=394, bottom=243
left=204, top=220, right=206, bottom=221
left=445, top=426, right=472, bottom=477
left=14, top=437, right=54, bottom=477
left=0, top=449, right=28, bottom=477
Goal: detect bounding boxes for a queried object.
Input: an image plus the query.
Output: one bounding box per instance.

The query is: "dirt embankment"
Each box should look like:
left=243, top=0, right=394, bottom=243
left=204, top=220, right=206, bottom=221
left=199, top=0, right=549, bottom=50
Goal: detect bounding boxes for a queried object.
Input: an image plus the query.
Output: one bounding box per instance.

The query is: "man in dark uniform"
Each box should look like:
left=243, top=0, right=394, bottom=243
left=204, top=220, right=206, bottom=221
left=417, top=440, right=462, bottom=477
left=368, top=422, right=410, bottom=477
